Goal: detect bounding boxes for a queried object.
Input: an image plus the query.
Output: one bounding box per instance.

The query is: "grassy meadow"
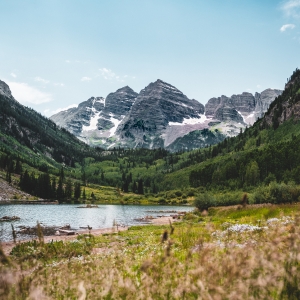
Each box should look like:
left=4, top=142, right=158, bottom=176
left=1, top=203, right=300, bottom=299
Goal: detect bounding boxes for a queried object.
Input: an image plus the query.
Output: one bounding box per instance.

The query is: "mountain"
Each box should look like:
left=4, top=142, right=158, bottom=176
left=0, top=69, right=298, bottom=202
left=115, top=79, right=205, bottom=149
left=155, top=69, right=300, bottom=192
left=0, top=80, right=102, bottom=171
left=51, top=80, right=282, bottom=151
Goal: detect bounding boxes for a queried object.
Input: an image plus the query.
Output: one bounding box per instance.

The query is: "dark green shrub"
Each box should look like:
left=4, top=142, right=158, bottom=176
left=174, top=190, right=183, bottom=197
left=194, top=193, right=216, bottom=211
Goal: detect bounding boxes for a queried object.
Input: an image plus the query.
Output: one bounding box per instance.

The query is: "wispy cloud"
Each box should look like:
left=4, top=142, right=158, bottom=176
left=99, top=68, right=119, bottom=80
left=10, top=72, right=17, bottom=78
left=34, top=76, right=50, bottom=84
left=44, top=104, right=78, bottom=116
left=280, top=23, right=296, bottom=31
left=7, top=81, right=52, bottom=104
left=281, top=0, right=300, bottom=18
left=54, top=82, right=65, bottom=87
left=81, top=76, right=92, bottom=82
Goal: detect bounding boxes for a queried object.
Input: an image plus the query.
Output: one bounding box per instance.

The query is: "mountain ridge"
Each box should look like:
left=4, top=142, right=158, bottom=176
left=50, top=79, right=282, bottom=151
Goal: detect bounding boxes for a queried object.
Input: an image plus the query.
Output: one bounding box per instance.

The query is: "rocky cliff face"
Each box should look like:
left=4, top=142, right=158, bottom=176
left=205, top=89, right=282, bottom=125
left=51, top=97, right=105, bottom=135
left=51, top=86, right=138, bottom=146
left=203, top=89, right=282, bottom=138
left=50, top=80, right=282, bottom=151
left=116, top=80, right=205, bottom=148
left=0, top=80, right=14, bottom=99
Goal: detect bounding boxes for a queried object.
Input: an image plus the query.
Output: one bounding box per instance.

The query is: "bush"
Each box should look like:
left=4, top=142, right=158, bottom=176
left=186, top=189, right=195, bottom=197
left=215, top=192, right=243, bottom=207
left=194, top=193, right=216, bottom=211
left=174, top=190, right=183, bottom=197
left=158, top=198, right=167, bottom=204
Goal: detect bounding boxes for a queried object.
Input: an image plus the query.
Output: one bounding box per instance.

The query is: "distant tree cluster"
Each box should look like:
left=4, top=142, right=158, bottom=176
left=19, top=167, right=81, bottom=202
left=0, top=154, right=22, bottom=184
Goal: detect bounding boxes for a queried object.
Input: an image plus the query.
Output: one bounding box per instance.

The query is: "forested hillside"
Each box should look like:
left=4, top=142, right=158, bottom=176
left=1, top=69, right=300, bottom=206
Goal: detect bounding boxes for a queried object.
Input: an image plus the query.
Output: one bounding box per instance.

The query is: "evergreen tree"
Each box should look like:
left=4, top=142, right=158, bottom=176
left=137, top=179, right=144, bottom=194
left=65, top=179, right=73, bottom=201
left=132, top=181, right=137, bottom=193
left=51, top=177, right=57, bottom=199
left=56, top=178, right=64, bottom=201
left=15, top=158, right=22, bottom=174
left=5, top=169, right=11, bottom=184
left=59, top=167, right=65, bottom=181
left=74, top=182, right=81, bottom=200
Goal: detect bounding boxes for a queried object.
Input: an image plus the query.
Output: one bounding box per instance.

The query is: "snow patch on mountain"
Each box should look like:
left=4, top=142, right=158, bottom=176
left=109, top=114, right=124, bottom=137
left=236, top=110, right=257, bottom=125
left=169, top=114, right=208, bottom=126
left=82, top=111, right=101, bottom=131
left=96, top=98, right=105, bottom=106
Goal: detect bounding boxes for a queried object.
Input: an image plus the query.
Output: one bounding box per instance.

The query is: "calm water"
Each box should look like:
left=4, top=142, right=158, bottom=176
left=0, top=204, right=193, bottom=242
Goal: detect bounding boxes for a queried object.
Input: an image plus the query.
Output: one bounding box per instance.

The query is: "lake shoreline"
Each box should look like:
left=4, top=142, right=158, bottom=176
left=1, top=216, right=177, bottom=256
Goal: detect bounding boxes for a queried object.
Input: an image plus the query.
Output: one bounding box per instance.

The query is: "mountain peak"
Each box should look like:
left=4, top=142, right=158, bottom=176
left=115, top=86, right=136, bottom=94
left=153, top=79, right=175, bottom=88
left=0, top=80, right=13, bottom=99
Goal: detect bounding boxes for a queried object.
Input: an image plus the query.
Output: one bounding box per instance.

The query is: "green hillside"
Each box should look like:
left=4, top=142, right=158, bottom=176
left=1, top=69, right=300, bottom=207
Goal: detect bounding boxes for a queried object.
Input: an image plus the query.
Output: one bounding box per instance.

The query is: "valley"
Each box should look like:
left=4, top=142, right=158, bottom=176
left=1, top=68, right=300, bottom=299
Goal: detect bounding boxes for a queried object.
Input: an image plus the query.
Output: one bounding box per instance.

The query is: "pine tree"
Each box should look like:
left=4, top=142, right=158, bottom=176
left=5, top=170, right=11, bottom=184
left=56, top=178, right=64, bottom=201
left=65, top=179, right=73, bottom=201
left=132, top=181, right=137, bottom=193
left=15, top=158, right=22, bottom=174
left=74, top=182, right=81, bottom=200
left=51, top=177, right=57, bottom=199
left=137, top=179, right=144, bottom=194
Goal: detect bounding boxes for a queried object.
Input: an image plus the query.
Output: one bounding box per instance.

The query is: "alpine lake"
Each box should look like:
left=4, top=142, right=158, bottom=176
left=0, top=204, right=193, bottom=242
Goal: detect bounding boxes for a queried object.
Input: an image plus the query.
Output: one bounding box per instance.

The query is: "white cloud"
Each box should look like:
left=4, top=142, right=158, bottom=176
left=47, top=104, right=78, bottom=116
left=281, top=0, right=300, bottom=18
left=98, top=68, right=128, bottom=82
left=10, top=72, right=16, bottom=78
left=99, top=68, right=117, bottom=80
left=7, top=81, right=52, bottom=104
left=81, top=76, right=92, bottom=82
left=34, top=76, right=50, bottom=84
left=280, top=23, right=296, bottom=31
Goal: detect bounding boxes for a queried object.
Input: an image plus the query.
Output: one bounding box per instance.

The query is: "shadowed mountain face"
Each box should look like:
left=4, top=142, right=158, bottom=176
left=0, top=80, right=99, bottom=167
left=115, top=80, right=205, bottom=148
left=50, top=79, right=282, bottom=151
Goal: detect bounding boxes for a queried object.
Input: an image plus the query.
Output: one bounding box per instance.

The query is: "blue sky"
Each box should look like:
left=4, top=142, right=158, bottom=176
left=0, top=0, right=299, bottom=116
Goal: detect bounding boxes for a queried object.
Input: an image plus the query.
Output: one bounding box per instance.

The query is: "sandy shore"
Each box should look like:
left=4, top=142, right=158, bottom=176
left=1, top=216, right=177, bottom=256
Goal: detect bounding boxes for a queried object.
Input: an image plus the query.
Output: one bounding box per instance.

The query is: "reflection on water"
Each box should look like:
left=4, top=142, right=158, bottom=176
left=0, top=204, right=193, bottom=242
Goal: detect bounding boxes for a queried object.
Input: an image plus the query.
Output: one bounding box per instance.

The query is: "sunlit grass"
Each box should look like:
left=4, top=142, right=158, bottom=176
left=1, top=204, right=300, bottom=299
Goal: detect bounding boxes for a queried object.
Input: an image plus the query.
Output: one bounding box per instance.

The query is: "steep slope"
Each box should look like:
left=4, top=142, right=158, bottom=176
left=116, top=79, right=205, bottom=148
left=204, top=89, right=282, bottom=136
left=262, top=69, right=300, bottom=129
left=0, top=80, right=101, bottom=170
left=162, top=69, right=300, bottom=191
left=50, top=79, right=281, bottom=151
left=51, top=97, right=105, bottom=135
left=51, top=86, right=138, bottom=147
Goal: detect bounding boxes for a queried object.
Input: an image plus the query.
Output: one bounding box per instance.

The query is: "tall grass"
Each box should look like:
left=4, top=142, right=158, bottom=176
left=1, top=205, right=300, bottom=299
